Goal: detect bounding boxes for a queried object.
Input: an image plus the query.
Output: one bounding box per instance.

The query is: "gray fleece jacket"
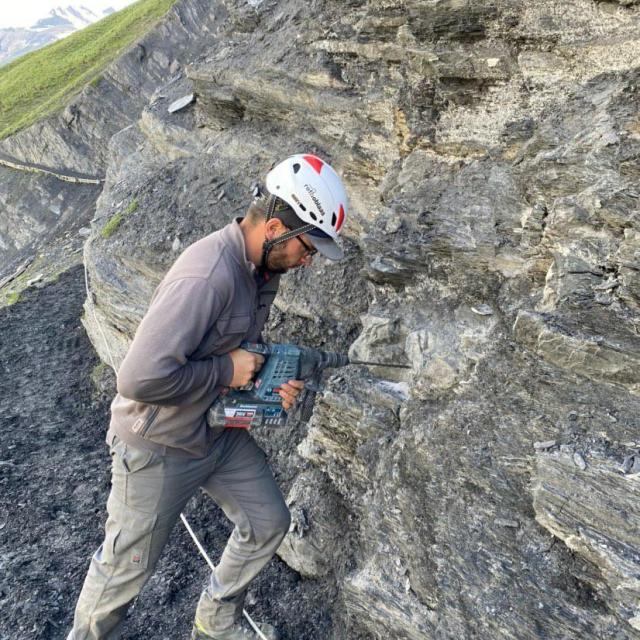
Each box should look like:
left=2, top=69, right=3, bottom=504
left=109, top=219, right=280, bottom=458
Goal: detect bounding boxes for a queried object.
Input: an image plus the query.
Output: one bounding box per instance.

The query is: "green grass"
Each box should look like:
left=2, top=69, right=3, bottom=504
left=0, top=0, right=177, bottom=140
left=101, top=198, right=139, bottom=238
left=125, top=199, right=140, bottom=216
left=101, top=212, right=125, bottom=238
left=5, top=291, right=21, bottom=305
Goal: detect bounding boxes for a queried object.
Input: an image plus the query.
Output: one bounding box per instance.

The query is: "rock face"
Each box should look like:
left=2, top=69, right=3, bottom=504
left=0, top=167, right=101, bottom=257
left=8, top=0, right=640, bottom=638
left=533, top=446, right=640, bottom=630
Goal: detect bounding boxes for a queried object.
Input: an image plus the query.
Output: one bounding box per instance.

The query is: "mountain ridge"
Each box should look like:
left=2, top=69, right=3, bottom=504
left=0, top=4, right=122, bottom=67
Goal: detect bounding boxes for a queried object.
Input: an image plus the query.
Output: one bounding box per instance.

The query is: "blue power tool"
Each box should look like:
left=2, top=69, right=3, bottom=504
left=206, top=341, right=409, bottom=429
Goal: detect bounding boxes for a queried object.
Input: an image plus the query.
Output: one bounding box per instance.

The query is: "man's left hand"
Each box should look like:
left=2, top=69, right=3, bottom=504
left=277, top=379, right=305, bottom=411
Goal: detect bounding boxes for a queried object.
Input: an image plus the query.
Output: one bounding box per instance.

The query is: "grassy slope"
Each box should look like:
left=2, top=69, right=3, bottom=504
left=0, top=0, right=177, bottom=140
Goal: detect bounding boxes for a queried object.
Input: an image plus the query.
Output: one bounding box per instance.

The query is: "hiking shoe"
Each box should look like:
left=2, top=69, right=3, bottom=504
left=191, top=619, right=278, bottom=640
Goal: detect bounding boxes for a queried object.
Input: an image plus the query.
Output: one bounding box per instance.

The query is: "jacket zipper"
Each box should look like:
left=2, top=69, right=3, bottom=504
left=139, top=406, right=161, bottom=438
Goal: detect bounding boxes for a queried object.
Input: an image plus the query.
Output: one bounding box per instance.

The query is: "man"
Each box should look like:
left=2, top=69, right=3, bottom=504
left=67, top=154, right=349, bottom=640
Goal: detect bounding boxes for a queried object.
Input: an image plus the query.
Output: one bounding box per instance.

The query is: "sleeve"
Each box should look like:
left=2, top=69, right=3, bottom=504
left=116, top=276, right=234, bottom=407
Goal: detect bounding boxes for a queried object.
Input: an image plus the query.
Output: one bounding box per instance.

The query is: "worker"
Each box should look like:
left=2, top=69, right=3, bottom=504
left=67, top=153, right=349, bottom=640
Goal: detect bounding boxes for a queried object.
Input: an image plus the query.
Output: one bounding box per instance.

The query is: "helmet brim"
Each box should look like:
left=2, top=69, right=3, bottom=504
left=309, top=235, right=344, bottom=260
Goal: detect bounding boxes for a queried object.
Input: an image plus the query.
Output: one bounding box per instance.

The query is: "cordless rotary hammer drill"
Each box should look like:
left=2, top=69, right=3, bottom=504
left=206, top=341, right=409, bottom=430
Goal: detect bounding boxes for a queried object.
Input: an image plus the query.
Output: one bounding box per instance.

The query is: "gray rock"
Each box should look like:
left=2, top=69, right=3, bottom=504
left=494, top=518, right=520, bottom=528
left=533, top=448, right=640, bottom=625
left=276, top=468, right=347, bottom=579
left=513, top=311, right=640, bottom=396
left=471, top=304, right=493, bottom=316
left=620, top=455, right=635, bottom=474
left=25, top=274, right=43, bottom=287
left=573, top=452, right=587, bottom=471
left=167, top=94, right=195, bottom=114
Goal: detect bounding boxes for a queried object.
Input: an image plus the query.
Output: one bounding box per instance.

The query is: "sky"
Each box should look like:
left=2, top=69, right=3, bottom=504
left=0, top=0, right=136, bottom=29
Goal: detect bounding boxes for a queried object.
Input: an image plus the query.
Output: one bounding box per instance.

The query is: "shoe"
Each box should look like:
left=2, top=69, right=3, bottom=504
left=191, top=619, right=278, bottom=640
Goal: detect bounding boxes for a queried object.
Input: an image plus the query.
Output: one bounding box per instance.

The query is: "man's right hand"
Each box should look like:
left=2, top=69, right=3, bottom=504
left=228, top=348, right=265, bottom=388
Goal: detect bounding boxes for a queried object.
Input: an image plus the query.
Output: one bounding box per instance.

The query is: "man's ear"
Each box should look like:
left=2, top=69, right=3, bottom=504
left=265, top=218, right=284, bottom=240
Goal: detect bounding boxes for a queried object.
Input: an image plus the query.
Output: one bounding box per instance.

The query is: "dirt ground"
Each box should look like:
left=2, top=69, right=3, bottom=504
left=0, top=266, right=335, bottom=640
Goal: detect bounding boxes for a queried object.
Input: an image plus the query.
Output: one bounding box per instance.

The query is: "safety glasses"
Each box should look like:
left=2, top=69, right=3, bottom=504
left=295, top=235, right=317, bottom=257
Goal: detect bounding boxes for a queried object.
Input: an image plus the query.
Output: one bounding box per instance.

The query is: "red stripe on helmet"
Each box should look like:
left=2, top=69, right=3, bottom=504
left=303, top=154, right=324, bottom=174
left=336, top=204, right=345, bottom=231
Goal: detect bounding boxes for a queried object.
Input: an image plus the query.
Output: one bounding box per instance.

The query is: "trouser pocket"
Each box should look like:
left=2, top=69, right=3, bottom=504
left=110, top=437, right=156, bottom=473
left=105, top=493, right=159, bottom=571
left=71, top=497, right=161, bottom=637
left=110, top=437, right=159, bottom=506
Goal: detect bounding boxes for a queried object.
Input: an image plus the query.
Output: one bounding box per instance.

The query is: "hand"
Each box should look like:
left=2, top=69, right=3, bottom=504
left=228, top=348, right=265, bottom=388
left=276, top=379, right=305, bottom=411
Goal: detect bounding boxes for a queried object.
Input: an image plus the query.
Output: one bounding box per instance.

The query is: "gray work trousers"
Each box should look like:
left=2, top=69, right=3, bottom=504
left=68, top=427, right=291, bottom=639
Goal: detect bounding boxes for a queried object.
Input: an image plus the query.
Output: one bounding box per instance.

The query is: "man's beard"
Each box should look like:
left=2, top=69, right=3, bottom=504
left=264, top=243, right=291, bottom=274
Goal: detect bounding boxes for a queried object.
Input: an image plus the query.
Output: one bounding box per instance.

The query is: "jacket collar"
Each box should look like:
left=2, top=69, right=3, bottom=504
left=221, top=218, right=257, bottom=276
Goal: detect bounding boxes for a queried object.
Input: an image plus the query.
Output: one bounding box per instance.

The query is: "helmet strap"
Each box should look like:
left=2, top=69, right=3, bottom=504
left=265, top=193, right=278, bottom=220
left=259, top=194, right=284, bottom=273
left=260, top=202, right=316, bottom=273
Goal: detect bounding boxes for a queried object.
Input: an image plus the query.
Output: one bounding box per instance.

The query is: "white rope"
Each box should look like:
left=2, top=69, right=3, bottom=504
left=180, top=515, right=269, bottom=640
left=83, top=259, right=269, bottom=640
left=83, top=260, right=117, bottom=372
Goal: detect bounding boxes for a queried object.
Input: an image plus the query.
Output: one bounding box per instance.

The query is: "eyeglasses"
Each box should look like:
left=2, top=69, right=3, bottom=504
left=295, top=235, right=317, bottom=257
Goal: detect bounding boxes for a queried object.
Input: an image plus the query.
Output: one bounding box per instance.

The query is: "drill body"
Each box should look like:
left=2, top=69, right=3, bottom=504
left=206, top=341, right=348, bottom=429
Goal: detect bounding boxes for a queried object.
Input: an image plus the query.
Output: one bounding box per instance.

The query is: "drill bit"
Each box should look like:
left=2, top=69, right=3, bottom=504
left=349, top=359, right=411, bottom=369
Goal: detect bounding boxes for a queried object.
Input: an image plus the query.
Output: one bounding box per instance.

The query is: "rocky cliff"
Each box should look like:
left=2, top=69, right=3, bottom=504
left=4, top=0, right=640, bottom=638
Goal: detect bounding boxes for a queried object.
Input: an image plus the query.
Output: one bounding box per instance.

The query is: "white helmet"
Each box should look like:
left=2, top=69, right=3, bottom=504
left=265, top=154, right=348, bottom=260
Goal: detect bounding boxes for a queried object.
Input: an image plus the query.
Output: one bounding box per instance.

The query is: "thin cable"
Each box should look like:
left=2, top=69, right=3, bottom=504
left=179, top=514, right=216, bottom=571
left=84, top=260, right=117, bottom=371
left=180, top=515, right=269, bottom=640
left=84, top=259, right=269, bottom=640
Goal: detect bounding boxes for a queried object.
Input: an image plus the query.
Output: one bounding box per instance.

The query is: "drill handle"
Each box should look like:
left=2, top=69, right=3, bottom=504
left=239, top=341, right=271, bottom=357
left=299, top=373, right=322, bottom=422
